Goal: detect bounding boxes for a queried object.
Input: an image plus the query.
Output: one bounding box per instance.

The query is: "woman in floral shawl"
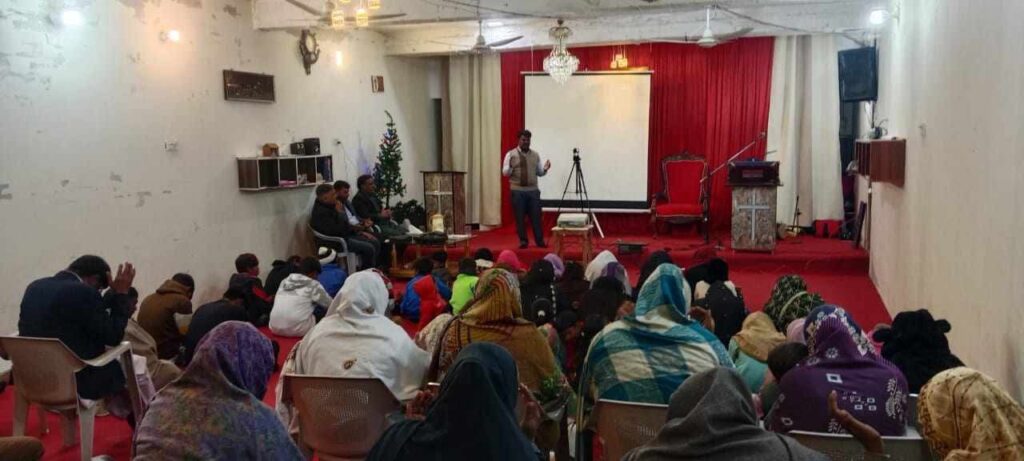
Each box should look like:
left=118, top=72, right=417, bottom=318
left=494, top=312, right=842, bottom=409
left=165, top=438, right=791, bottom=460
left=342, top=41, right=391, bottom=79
left=432, top=268, right=569, bottom=449
left=134, top=321, right=303, bottom=460
left=763, top=275, right=826, bottom=331
left=768, top=305, right=908, bottom=436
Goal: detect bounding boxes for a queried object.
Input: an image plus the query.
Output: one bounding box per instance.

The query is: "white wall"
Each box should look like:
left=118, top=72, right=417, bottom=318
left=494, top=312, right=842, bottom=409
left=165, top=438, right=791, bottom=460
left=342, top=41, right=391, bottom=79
left=0, top=0, right=438, bottom=328
left=871, top=0, right=1024, bottom=399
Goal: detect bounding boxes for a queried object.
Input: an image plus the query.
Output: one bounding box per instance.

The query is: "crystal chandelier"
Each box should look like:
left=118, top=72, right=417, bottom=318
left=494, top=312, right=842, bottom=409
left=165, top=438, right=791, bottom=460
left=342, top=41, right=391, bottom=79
left=543, top=19, right=579, bottom=85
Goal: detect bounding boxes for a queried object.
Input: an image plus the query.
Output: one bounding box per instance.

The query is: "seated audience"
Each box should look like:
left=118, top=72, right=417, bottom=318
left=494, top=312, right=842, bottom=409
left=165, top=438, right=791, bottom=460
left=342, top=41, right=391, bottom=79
left=0, top=437, right=44, bottom=461
left=413, top=274, right=448, bottom=334
left=872, top=309, right=964, bottom=393
left=474, top=247, right=495, bottom=271
left=579, top=275, right=632, bottom=326
left=539, top=309, right=582, bottom=377
left=557, top=261, right=590, bottom=309
left=279, top=271, right=430, bottom=434
left=134, top=322, right=303, bottom=460
left=430, top=251, right=452, bottom=285
left=495, top=249, right=526, bottom=273
left=918, top=367, right=1024, bottom=459
left=685, top=257, right=732, bottom=298
left=449, top=258, right=479, bottom=315
left=352, top=174, right=404, bottom=237
left=228, top=253, right=273, bottom=326
left=769, top=305, right=908, bottom=436
left=414, top=304, right=453, bottom=356
left=18, top=255, right=135, bottom=401
left=728, top=312, right=786, bottom=393
left=693, top=279, right=747, bottom=346
left=543, top=253, right=565, bottom=280
left=760, top=342, right=810, bottom=416
left=264, top=256, right=300, bottom=297
left=435, top=269, right=568, bottom=450
left=579, top=264, right=732, bottom=407
left=269, top=257, right=333, bottom=337
left=398, top=258, right=452, bottom=331
left=763, top=274, right=825, bottom=332
left=367, top=343, right=544, bottom=461
left=138, top=273, right=195, bottom=360
left=634, top=250, right=673, bottom=296
left=520, top=259, right=568, bottom=326
left=623, top=368, right=828, bottom=461
left=180, top=288, right=248, bottom=364
left=121, top=287, right=181, bottom=390
left=337, top=180, right=394, bottom=268
left=316, top=247, right=347, bottom=298
left=786, top=318, right=807, bottom=343
left=586, top=250, right=631, bottom=296
left=310, top=183, right=379, bottom=270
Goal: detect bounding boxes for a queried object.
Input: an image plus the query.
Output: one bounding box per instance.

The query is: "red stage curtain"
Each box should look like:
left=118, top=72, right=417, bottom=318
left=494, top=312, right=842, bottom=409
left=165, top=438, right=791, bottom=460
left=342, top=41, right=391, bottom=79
left=499, top=39, right=774, bottom=232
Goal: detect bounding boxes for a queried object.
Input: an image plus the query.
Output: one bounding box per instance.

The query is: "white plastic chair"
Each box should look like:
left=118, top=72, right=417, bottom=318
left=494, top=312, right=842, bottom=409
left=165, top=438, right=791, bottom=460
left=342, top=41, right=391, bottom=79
left=788, top=427, right=936, bottom=461
left=593, top=399, right=669, bottom=461
left=309, top=225, right=361, bottom=274
left=0, top=336, right=144, bottom=461
left=282, top=374, right=400, bottom=461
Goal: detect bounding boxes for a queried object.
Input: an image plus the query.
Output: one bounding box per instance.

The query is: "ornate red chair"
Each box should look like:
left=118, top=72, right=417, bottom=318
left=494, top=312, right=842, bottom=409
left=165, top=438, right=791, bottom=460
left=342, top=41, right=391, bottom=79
left=650, top=152, right=709, bottom=238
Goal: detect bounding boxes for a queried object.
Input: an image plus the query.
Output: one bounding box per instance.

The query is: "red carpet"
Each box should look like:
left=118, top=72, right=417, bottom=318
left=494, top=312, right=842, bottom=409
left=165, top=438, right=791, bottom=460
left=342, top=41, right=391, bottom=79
left=0, top=228, right=889, bottom=460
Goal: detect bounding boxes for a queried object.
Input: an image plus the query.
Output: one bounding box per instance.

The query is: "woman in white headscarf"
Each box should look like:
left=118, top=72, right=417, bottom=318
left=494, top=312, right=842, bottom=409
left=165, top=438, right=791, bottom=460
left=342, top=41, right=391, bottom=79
left=276, top=270, right=430, bottom=433
left=585, top=250, right=631, bottom=296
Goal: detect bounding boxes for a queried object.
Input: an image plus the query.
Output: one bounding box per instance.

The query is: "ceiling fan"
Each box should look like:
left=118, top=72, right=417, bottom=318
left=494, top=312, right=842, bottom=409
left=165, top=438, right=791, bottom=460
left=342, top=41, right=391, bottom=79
left=661, top=5, right=752, bottom=48
left=466, top=19, right=523, bottom=53
left=282, top=0, right=407, bottom=27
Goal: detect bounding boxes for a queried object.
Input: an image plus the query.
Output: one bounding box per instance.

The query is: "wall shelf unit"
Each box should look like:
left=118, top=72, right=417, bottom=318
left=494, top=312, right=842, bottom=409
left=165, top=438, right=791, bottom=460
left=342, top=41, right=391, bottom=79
left=855, top=138, right=906, bottom=187
left=237, top=154, right=333, bottom=192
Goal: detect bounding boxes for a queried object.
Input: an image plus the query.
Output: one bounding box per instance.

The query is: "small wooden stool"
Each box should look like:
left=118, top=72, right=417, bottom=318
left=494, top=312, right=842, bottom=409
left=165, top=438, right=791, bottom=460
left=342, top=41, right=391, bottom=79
left=551, top=225, right=594, bottom=265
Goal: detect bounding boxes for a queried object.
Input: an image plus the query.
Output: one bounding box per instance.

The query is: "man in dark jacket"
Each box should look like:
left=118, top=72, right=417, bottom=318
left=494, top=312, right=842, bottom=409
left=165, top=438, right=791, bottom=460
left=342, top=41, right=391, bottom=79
left=137, top=273, right=194, bottom=360
left=264, top=256, right=300, bottom=296
left=228, top=253, right=273, bottom=327
left=352, top=174, right=391, bottom=225
left=310, top=183, right=378, bottom=270
left=18, top=255, right=136, bottom=400
left=179, top=288, right=248, bottom=365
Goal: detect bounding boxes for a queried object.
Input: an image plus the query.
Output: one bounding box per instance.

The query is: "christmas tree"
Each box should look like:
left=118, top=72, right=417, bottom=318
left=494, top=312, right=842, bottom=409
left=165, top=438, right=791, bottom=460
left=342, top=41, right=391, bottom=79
left=373, top=111, right=406, bottom=208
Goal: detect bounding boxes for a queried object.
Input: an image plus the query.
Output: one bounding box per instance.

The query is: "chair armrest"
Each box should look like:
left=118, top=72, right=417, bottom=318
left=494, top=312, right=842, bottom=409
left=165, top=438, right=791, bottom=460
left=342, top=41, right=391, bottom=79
left=82, top=342, right=131, bottom=368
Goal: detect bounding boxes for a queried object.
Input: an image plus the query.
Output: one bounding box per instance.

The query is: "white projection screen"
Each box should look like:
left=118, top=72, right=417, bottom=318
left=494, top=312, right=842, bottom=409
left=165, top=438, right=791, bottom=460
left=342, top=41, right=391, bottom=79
left=524, top=72, right=651, bottom=211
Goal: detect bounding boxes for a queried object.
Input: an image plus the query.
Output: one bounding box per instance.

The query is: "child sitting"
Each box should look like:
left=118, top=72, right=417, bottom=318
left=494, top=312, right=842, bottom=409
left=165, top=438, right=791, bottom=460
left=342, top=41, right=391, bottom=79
left=315, top=247, right=348, bottom=298
left=449, top=258, right=479, bottom=315
left=269, top=257, right=333, bottom=337
left=759, top=342, right=810, bottom=417
left=227, top=253, right=273, bottom=326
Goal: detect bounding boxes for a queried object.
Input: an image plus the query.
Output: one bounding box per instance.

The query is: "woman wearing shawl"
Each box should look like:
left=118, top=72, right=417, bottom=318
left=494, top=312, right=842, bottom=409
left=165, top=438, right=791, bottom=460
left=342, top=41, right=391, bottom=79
left=134, top=322, right=303, bottom=460
left=276, top=271, right=430, bottom=433
left=585, top=250, right=631, bottom=296
left=872, top=309, right=964, bottom=393
left=729, top=312, right=787, bottom=393
left=367, top=343, right=545, bottom=461
left=917, top=367, right=1024, bottom=460
left=623, top=368, right=827, bottom=461
left=543, top=253, right=565, bottom=279
left=786, top=318, right=807, bottom=344
left=495, top=249, right=526, bottom=273
left=579, top=264, right=732, bottom=408
left=433, top=268, right=569, bottom=449
left=521, top=259, right=569, bottom=325
left=634, top=250, right=673, bottom=296
left=763, top=275, right=826, bottom=332
left=558, top=261, right=591, bottom=309
left=413, top=275, right=447, bottom=333
left=769, top=305, right=908, bottom=436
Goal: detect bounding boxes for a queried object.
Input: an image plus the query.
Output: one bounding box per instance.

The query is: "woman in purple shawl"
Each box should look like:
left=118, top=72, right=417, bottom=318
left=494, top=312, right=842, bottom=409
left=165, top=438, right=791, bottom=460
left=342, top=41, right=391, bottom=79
left=768, top=305, right=909, bottom=436
left=134, top=321, right=303, bottom=460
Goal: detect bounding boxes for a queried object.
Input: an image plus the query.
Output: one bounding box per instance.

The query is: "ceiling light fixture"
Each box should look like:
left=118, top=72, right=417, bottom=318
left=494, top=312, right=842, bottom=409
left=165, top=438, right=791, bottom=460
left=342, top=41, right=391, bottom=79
left=868, top=7, right=890, bottom=26
left=355, top=7, right=369, bottom=27
left=543, top=19, right=579, bottom=85
left=60, top=9, right=84, bottom=26
left=161, top=29, right=181, bottom=42
left=368, top=0, right=381, bottom=10
left=330, top=8, right=345, bottom=28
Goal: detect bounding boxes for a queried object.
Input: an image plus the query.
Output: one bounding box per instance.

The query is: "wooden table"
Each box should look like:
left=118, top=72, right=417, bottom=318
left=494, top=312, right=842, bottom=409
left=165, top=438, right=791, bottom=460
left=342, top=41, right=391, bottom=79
left=551, top=225, right=594, bottom=266
left=389, top=234, right=475, bottom=278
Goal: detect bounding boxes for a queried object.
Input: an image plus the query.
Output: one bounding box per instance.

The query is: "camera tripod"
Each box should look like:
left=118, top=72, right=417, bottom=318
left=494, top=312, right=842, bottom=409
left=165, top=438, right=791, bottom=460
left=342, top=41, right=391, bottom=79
left=557, top=148, right=604, bottom=238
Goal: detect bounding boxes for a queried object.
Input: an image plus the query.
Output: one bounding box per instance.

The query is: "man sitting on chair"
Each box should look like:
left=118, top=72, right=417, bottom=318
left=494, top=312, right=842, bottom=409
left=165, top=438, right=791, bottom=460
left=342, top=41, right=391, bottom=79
left=311, top=184, right=378, bottom=270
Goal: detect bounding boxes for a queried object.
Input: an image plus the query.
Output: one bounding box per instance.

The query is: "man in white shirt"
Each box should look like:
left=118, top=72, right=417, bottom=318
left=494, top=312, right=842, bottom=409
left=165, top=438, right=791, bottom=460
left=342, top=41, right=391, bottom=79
left=502, top=129, right=551, bottom=249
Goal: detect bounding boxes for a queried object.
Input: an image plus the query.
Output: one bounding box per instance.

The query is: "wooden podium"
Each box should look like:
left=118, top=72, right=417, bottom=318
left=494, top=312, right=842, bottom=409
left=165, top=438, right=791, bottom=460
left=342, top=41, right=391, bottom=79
left=728, top=162, right=781, bottom=252
left=422, top=171, right=466, bottom=234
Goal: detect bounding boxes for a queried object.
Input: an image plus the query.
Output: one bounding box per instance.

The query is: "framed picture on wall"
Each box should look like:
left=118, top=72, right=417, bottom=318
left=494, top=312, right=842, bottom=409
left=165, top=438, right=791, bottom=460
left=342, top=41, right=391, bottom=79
left=371, top=75, right=385, bottom=93
left=223, top=70, right=275, bottom=103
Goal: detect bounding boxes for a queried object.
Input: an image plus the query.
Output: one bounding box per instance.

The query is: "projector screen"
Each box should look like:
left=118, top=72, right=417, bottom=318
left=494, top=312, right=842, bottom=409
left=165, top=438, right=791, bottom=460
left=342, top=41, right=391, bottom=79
left=524, top=72, right=651, bottom=211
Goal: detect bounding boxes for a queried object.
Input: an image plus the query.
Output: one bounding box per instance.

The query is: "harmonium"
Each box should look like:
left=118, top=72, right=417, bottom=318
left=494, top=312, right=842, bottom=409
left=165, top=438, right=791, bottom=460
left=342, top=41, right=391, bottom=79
left=727, top=161, right=781, bottom=252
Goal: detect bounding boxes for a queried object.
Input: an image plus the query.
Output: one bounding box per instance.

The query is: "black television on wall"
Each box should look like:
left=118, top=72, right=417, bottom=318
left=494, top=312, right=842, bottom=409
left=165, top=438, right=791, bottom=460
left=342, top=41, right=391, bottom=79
left=838, top=47, right=878, bottom=102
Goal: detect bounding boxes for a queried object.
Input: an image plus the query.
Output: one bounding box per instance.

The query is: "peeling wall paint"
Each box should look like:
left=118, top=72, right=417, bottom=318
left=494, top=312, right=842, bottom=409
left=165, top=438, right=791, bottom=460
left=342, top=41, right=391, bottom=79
left=0, top=0, right=440, bottom=329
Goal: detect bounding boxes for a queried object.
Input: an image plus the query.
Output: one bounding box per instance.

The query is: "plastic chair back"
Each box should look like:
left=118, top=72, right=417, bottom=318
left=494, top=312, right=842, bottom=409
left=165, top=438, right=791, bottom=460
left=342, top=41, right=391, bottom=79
left=284, top=375, right=400, bottom=460
left=593, top=399, right=669, bottom=461
left=0, top=336, right=84, bottom=408
left=789, top=428, right=936, bottom=461
left=309, top=224, right=361, bottom=273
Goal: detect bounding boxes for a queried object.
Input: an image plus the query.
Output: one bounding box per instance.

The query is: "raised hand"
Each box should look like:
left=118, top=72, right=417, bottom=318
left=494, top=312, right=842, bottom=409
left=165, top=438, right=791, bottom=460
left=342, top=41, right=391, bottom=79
left=543, top=160, right=552, bottom=172
left=829, top=390, right=884, bottom=455
left=109, top=262, right=136, bottom=294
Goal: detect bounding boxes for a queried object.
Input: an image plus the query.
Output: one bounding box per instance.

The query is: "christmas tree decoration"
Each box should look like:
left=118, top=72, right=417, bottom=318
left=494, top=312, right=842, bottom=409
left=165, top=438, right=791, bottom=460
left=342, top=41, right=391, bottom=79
left=373, top=110, right=406, bottom=208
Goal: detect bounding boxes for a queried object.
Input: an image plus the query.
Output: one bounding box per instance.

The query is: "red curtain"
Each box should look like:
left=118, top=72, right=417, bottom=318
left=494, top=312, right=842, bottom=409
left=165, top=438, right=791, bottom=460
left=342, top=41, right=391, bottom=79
left=499, top=38, right=774, bottom=232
